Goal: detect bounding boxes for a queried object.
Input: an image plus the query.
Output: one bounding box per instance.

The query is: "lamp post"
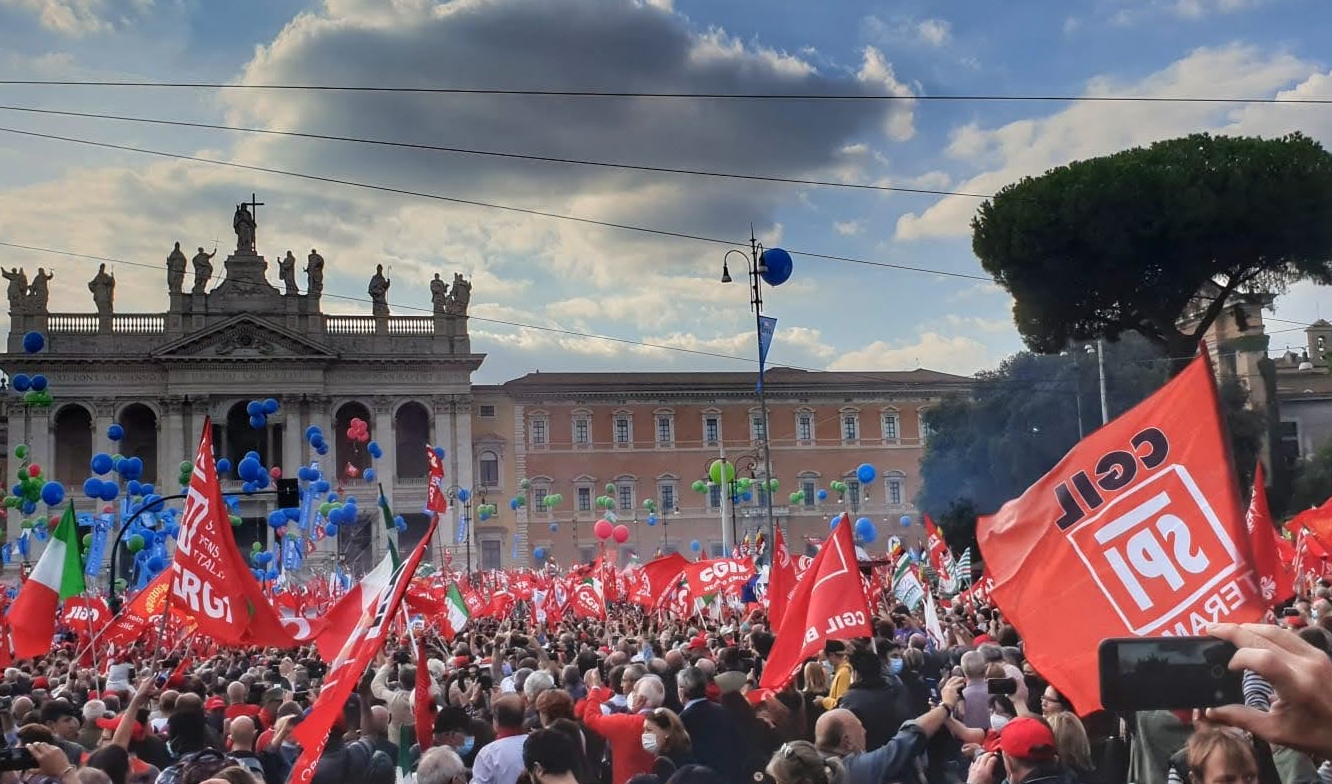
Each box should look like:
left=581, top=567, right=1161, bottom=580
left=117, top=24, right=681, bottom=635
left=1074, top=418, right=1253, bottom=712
left=446, top=485, right=484, bottom=575
left=720, top=235, right=785, bottom=565
left=1089, top=339, right=1109, bottom=425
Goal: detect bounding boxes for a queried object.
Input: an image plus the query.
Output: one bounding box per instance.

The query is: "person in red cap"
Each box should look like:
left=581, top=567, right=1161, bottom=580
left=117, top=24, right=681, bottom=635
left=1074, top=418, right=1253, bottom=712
left=966, top=716, right=1082, bottom=784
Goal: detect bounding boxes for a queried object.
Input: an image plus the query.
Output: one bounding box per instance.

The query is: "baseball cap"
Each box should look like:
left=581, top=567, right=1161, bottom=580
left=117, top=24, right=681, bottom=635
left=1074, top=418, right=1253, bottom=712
left=205, top=697, right=225, bottom=711
left=823, top=640, right=846, bottom=656
left=998, top=717, right=1056, bottom=761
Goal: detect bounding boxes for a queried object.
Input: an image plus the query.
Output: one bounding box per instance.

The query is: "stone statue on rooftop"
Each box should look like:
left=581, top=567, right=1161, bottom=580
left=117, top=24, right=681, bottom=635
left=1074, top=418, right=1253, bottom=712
left=368, top=264, right=391, bottom=317
left=430, top=273, right=448, bottom=313
left=192, top=247, right=217, bottom=295
left=279, top=251, right=299, bottom=295
left=28, top=268, right=53, bottom=312
left=3, top=267, right=28, bottom=313
left=306, top=249, right=324, bottom=298
left=444, top=273, right=471, bottom=316
left=233, top=201, right=257, bottom=253
left=166, top=242, right=187, bottom=296
left=89, top=263, right=115, bottom=316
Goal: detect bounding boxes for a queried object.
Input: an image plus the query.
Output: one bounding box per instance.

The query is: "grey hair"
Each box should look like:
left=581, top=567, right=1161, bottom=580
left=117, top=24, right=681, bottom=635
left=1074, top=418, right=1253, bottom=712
left=523, top=670, right=556, bottom=702
left=960, top=651, right=986, bottom=679
left=416, top=746, right=466, bottom=784
left=81, top=699, right=107, bottom=723
left=635, top=675, right=666, bottom=709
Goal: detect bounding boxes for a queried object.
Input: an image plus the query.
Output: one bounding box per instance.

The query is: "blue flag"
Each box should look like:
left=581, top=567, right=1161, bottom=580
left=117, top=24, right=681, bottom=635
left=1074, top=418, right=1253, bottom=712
left=757, top=315, right=777, bottom=391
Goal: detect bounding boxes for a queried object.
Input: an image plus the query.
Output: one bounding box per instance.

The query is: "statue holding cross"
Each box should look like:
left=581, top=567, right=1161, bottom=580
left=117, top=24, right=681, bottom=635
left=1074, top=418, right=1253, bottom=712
left=233, top=193, right=263, bottom=253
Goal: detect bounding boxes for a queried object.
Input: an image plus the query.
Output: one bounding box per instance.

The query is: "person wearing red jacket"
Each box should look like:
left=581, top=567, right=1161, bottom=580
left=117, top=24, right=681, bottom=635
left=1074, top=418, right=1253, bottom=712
left=577, top=669, right=665, bottom=784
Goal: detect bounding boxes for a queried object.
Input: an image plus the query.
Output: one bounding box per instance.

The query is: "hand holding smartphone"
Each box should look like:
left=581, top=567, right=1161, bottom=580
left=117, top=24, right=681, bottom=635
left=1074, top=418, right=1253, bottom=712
left=1098, top=636, right=1242, bottom=711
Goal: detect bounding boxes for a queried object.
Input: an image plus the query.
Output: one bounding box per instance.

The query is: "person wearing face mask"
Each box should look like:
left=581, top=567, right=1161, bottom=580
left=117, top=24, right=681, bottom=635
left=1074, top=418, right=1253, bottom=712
left=833, top=647, right=912, bottom=752
left=640, top=708, right=690, bottom=778
left=434, top=707, right=493, bottom=769
left=939, top=688, right=1018, bottom=759
left=578, top=671, right=663, bottom=784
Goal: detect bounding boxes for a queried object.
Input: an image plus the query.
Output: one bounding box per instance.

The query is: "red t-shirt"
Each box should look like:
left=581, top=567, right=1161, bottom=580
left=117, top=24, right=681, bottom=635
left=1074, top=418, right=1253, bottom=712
left=225, top=704, right=261, bottom=722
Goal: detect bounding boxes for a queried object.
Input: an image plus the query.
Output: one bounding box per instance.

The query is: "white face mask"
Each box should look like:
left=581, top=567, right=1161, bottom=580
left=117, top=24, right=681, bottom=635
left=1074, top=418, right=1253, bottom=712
left=990, top=714, right=1011, bottom=732
left=641, top=732, right=659, bottom=754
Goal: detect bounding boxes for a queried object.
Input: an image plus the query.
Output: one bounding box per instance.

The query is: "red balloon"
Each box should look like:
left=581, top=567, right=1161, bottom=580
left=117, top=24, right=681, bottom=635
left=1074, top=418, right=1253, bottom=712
left=593, top=519, right=613, bottom=540
left=102, top=505, right=114, bottom=514
left=270, top=466, right=282, bottom=479
left=26, top=464, right=40, bottom=478
left=344, top=462, right=360, bottom=478
left=612, top=524, right=630, bottom=544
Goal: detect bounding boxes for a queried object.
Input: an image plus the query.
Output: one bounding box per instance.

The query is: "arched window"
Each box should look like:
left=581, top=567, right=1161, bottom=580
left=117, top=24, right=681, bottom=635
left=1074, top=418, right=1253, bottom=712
left=119, top=404, right=158, bottom=483
left=395, top=401, right=431, bottom=479
left=53, top=404, right=92, bottom=488
left=478, top=450, right=500, bottom=487
left=227, top=401, right=268, bottom=467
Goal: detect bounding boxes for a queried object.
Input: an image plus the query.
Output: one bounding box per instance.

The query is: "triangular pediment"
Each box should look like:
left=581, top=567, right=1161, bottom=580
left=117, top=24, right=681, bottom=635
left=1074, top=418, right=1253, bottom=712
left=152, top=315, right=338, bottom=360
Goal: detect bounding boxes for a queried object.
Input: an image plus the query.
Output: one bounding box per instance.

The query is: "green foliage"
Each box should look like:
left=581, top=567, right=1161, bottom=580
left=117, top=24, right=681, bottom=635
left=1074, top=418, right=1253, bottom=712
left=972, top=133, right=1332, bottom=366
left=1290, top=439, right=1332, bottom=513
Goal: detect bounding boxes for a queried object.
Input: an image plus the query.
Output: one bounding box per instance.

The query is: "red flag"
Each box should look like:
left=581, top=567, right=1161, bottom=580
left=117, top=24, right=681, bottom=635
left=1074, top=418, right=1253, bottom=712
left=977, top=351, right=1267, bottom=714
left=767, top=526, right=797, bottom=629
left=635, top=553, right=688, bottom=610
left=426, top=448, right=449, bottom=515
left=1245, top=464, right=1294, bottom=607
left=923, top=515, right=959, bottom=590
left=104, top=570, right=174, bottom=647
left=290, top=517, right=437, bottom=784
left=61, top=597, right=111, bottom=637
left=759, top=515, right=871, bottom=690
left=680, top=558, right=755, bottom=603
left=313, top=555, right=395, bottom=660
left=1287, top=499, right=1332, bottom=550
left=170, top=419, right=300, bottom=648
left=414, top=638, right=435, bottom=752
left=570, top=558, right=607, bottom=620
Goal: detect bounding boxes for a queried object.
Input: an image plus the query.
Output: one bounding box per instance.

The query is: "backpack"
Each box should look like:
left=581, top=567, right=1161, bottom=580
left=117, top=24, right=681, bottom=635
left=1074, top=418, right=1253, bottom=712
left=344, top=738, right=396, bottom=784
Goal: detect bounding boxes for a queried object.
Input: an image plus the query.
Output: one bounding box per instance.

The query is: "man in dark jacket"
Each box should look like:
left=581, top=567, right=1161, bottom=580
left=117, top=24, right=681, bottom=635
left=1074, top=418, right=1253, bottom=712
left=677, top=666, right=746, bottom=784
left=837, top=648, right=912, bottom=751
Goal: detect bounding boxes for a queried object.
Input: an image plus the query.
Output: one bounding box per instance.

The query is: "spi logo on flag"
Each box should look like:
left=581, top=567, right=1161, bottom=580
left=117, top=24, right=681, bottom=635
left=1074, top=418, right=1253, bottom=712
left=978, top=349, right=1267, bottom=713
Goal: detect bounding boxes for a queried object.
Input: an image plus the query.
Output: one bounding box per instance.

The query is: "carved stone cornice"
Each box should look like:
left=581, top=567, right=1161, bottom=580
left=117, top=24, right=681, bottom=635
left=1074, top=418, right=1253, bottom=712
left=370, top=396, right=394, bottom=416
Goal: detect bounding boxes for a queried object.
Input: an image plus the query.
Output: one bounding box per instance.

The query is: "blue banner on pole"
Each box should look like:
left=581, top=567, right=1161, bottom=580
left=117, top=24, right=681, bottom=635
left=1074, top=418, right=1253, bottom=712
left=757, top=315, right=777, bottom=391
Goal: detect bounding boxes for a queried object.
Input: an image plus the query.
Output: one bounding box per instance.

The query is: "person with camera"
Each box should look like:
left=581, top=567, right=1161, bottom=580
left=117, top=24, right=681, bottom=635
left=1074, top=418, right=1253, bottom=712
left=811, top=677, right=958, bottom=784
left=965, top=717, right=1083, bottom=784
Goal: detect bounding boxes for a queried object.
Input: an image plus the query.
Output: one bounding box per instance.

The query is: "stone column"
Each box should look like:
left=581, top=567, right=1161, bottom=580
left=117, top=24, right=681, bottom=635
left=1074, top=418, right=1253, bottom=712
left=369, top=397, right=396, bottom=565
left=6, top=404, right=28, bottom=548
left=431, top=395, right=454, bottom=483
left=282, top=398, right=304, bottom=475
left=306, top=395, right=337, bottom=558
left=91, top=398, right=115, bottom=459
left=451, top=395, right=474, bottom=495
left=163, top=397, right=186, bottom=488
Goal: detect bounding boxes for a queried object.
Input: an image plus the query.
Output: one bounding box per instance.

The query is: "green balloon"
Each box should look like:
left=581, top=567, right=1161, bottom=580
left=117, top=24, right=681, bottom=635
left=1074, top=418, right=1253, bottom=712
left=126, top=534, right=145, bottom=553
left=82, top=533, right=93, bottom=548
left=12, top=445, right=27, bottom=459
left=252, top=541, right=263, bottom=551
left=520, top=478, right=530, bottom=489
left=692, top=480, right=707, bottom=493
left=179, top=460, right=193, bottom=473
left=230, top=514, right=242, bottom=527
left=21, top=519, right=33, bottom=530
left=708, top=459, right=735, bottom=485
left=516, top=495, right=526, bottom=506
left=319, top=502, right=333, bottom=516
left=768, top=478, right=779, bottom=492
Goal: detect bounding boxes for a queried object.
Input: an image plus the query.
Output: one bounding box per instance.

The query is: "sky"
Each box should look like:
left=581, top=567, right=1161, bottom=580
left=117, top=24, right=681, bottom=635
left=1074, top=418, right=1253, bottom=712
left=0, top=0, right=1330, bottom=384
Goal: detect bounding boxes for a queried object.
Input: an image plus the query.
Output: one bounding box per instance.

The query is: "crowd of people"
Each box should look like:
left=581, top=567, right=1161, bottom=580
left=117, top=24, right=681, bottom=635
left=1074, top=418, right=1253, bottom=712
left=4, top=586, right=1332, bottom=784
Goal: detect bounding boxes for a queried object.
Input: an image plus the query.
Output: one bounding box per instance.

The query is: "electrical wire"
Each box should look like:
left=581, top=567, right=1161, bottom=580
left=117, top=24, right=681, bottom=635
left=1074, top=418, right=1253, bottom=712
left=2, top=80, right=1331, bottom=104
left=0, top=104, right=992, bottom=199
left=0, top=125, right=994, bottom=282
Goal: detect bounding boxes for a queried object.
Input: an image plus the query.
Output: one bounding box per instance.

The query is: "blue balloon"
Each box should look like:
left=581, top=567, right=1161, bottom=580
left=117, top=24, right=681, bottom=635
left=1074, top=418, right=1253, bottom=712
left=393, top=515, right=405, bottom=526
left=251, top=415, right=267, bottom=429
left=216, top=458, right=232, bottom=475
left=314, top=480, right=331, bottom=493
left=238, top=457, right=261, bottom=481
left=242, top=481, right=257, bottom=494
left=325, top=524, right=339, bottom=537
left=265, top=568, right=279, bottom=581
left=316, top=445, right=329, bottom=456
left=510, top=499, right=519, bottom=510
left=297, top=466, right=314, bottom=482
left=90, top=453, right=113, bottom=475
left=367, top=441, right=382, bottom=456
left=246, top=400, right=262, bottom=417
left=256, top=473, right=271, bottom=489
left=284, top=507, right=301, bottom=521
left=326, top=492, right=338, bottom=503
left=533, top=547, right=546, bottom=560
left=900, top=515, right=912, bottom=528
left=252, top=569, right=265, bottom=581
left=262, top=398, right=279, bottom=415
left=146, top=555, right=166, bottom=572
left=816, top=488, right=828, bottom=501
left=126, top=480, right=142, bottom=497
left=363, top=468, right=376, bottom=482
left=82, top=477, right=103, bottom=499
left=40, top=481, right=64, bottom=506
left=831, top=515, right=842, bottom=530
left=690, top=540, right=701, bottom=552
left=20, top=500, right=35, bottom=515
left=11, top=374, right=30, bottom=392
left=98, top=483, right=118, bottom=502
left=140, top=483, right=154, bottom=497
left=29, top=375, right=47, bottom=392
left=478, top=509, right=491, bottom=522
left=433, top=446, right=446, bottom=460
left=328, top=508, right=344, bottom=525
left=549, top=522, right=559, bottom=533
left=759, top=248, right=793, bottom=286
left=107, top=423, right=125, bottom=441
left=856, top=463, right=876, bottom=484
left=245, top=451, right=260, bottom=462
left=741, top=490, right=753, bottom=502
left=457, top=488, right=471, bottom=502
left=22, top=331, right=44, bottom=353
left=268, top=511, right=286, bottom=527
left=395, top=519, right=407, bottom=533
left=647, top=515, right=657, bottom=526
left=854, top=516, right=877, bottom=544
left=305, top=426, right=322, bottom=441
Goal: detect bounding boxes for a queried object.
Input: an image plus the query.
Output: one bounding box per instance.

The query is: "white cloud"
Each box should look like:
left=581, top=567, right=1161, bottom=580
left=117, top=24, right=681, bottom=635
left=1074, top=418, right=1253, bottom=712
left=896, top=44, right=1324, bottom=241
left=827, top=332, right=991, bottom=375
left=1, top=0, right=108, bottom=35
left=915, top=18, right=951, bottom=46
left=833, top=220, right=864, bottom=236
left=856, top=46, right=917, bottom=141
left=1112, top=0, right=1280, bottom=24
left=942, top=314, right=1013, bottom=334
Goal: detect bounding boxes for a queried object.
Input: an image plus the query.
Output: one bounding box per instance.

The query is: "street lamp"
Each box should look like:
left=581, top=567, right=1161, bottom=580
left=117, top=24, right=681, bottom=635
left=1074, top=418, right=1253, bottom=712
left=1086, top=340, right=1109, bottom=425
left=446, top=485, right=486, bottom=575
left=720, top=235, right=791, bottom=565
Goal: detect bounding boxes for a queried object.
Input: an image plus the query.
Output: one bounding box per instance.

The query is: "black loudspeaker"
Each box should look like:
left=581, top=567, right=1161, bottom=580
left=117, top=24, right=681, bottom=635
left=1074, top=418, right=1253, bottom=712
left=277, top=478, right=300, bottom=508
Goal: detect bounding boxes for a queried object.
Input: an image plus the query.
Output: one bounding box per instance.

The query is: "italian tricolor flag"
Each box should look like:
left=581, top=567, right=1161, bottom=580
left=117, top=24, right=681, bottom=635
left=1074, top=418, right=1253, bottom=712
left=444, top=581, right=470, bottom=637
left=11, top=504, right=85, bottom=658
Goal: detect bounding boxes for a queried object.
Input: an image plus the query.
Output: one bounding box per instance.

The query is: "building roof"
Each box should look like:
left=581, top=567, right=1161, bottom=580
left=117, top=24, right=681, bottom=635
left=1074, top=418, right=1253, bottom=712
left=1276, top=368, right=1332, bottom=400
left=500, top=366, right=972, bottom=397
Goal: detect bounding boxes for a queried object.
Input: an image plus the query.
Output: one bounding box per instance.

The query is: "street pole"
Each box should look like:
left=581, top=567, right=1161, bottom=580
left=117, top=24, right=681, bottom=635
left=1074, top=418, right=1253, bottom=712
left=750, top=234, right=777, bottom=566
left=718, top=445, right=732, bottom=557
left=1097, top=338, right=1109, bottom=425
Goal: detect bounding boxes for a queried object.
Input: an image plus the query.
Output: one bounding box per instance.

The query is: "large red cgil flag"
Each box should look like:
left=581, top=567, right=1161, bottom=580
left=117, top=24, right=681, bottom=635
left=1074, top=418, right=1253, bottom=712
left=977, top=349, right=1267, bottom=714
left=1244, top=463, right=1294, bottom=607
left=767, top=526, right=798, bottom=629
left=759, top=514, right=871, bottom=690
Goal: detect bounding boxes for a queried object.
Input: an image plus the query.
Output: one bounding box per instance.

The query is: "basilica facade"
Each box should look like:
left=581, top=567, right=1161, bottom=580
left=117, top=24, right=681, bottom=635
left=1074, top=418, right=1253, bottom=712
left=0, top=202, right=482, bottom=572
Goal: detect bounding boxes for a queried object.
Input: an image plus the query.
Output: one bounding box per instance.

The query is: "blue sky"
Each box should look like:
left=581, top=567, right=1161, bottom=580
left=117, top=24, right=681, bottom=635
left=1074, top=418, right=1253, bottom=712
left=0, top=0, right=1330, bottom=382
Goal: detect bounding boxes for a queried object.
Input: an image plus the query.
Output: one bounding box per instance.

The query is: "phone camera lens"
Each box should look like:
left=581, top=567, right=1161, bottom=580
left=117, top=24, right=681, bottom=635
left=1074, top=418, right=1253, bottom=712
left=1210, top=665, right=1225, bottom=679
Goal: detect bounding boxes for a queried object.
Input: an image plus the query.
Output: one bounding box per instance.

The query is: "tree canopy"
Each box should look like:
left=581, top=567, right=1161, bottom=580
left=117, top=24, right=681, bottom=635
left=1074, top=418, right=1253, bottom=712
left=972, top=133, right=1332, bottom=367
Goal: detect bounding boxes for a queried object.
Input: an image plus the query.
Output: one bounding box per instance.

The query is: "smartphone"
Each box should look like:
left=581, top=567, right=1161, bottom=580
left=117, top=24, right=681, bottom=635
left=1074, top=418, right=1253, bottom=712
left=987, top=677, right=1017, bottom=696
left=1281, top=607, right=1301, bottom=618
left=0, top=747, right=37, bottom=772
left=154, top=670, right=172, bottom=688
left=1098, top=637, right=1242, bottom=711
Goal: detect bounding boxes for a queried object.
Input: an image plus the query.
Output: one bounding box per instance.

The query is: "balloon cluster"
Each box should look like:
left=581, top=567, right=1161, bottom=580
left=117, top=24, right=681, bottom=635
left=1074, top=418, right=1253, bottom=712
left=508, top=495, right=527, bottom=511
left=346, top=417, right=370, bottom=444
left=829, top=480, right=849, bottom=495
left=593, top=518, right=630, bottom=544
left=4, top=444, right=64, bottom=519
left=853, top=516, right=878, bottom=544
left=320, top=495, right=360, bottom=538
left=690, top=479, right=708, bottom=494
left=305, top=426, right=330, bottom=456
left=245, top=398, right=280, bottom=429
left=236, top=451, right=273, bottom=494
left=541, top=493, right=564, bottom=509
left=12, top=332, right=54, bottom=407
left=643, top=498, right=658, bottom=526
left=788, top=490, right=806, bottom=505
left=250, top=542, right=278, bottom=582
left=475, top=503, right=498, bottom=522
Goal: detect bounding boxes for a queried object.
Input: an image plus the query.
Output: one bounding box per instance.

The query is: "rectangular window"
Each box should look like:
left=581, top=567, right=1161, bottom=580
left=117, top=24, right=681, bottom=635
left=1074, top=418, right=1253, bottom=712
left=709, top=484, right=722, bottom=509
left=615, top=418, right=630, bottom=444
left=618, top=485, right=633, bottom=510
left=481, top=540, right=501, bottom=570
left=660, top=485, right=675, bottom=511
left=847, top=480, right=861, bottom=508
left=797, top=413, right=813, bottom=442
left=657, top=416, right=673, bottom=444
left=887, top=479, right=903, bottom=505
left=883, top=414, right=898, bottom=440
left=478, top=454, right=499, bottom=486
left=801, top=480, right=816, bottom=508
left=751, top=415, right=766, bottom=441
left=531, top=419, right=547, bottom=445
left=534, top=488, right=549, bottom=510
left=577, top=486, right=591, bottom=511
left=842, top=415, right=858, bottom=441
left=705, top=417, right=719, bottom=444
left=479, top=405, right=496, bottom=418
left=574, top=419, right=589, bottom=444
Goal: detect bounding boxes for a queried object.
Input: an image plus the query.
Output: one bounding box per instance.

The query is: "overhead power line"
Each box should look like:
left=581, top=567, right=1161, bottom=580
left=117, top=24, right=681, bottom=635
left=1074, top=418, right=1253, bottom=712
left=0, top=125, right=994, bottom=282
left=2, top=80, right=1331, bottom=104
left=0, top=104, right=992, bottom=198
